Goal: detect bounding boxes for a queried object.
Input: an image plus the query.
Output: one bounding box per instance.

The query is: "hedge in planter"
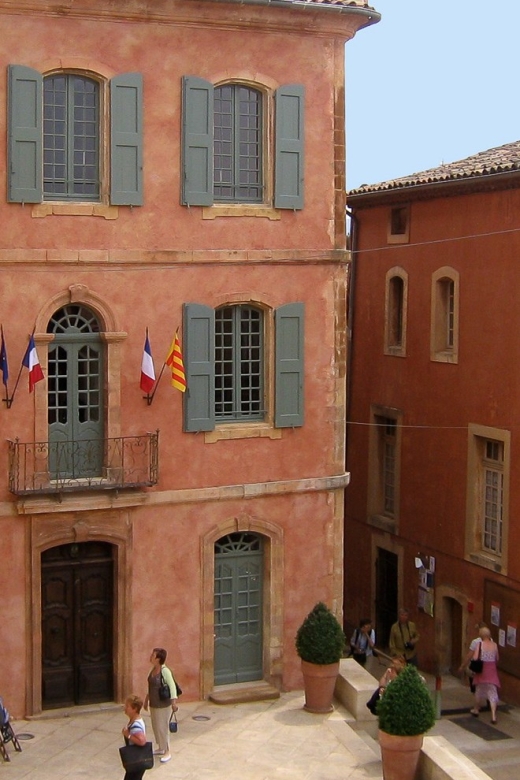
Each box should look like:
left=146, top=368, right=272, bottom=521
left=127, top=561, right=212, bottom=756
left=295, top=602, right=345, bottom=665
left=377, top=663, right=436, bottom=735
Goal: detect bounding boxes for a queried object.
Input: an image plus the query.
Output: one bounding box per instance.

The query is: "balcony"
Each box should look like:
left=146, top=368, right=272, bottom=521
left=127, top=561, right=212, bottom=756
left=8, top=432, right=159, bottom=496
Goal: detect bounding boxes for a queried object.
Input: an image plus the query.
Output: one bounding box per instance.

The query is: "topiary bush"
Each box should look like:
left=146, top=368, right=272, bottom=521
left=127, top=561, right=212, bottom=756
left=295, top=602, right=346, bottom=665
left=377, top=664, right=436, bottom=736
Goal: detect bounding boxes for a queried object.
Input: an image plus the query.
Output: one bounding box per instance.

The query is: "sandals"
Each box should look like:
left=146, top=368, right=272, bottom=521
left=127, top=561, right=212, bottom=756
left=470, top=709, right=479, bottom=717
left=491, top=718, right=497, bottom=725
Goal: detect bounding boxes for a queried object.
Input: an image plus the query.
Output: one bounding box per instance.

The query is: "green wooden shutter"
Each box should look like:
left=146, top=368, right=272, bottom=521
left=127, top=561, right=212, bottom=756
left=183, top=303, right=215, bottom=432
left=110, top=72, right=143, bottom=206
left=181, top=76, right=214, bottom=206
left=274, top=84, right=304, bottom=210
left=275, top=302, right=305, bottom=427
left=7, top=65, right=43, bottom=203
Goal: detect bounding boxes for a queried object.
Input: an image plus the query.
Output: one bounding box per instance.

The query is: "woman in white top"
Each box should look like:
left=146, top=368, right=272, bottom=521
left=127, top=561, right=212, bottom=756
left=122, top=694, right=147, bottom=780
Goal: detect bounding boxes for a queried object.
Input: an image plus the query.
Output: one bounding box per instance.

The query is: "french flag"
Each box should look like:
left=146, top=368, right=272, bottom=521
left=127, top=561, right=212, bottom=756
left=22, top=334, right=44, bottom=392
left=140, top=330, right=155, bottom=394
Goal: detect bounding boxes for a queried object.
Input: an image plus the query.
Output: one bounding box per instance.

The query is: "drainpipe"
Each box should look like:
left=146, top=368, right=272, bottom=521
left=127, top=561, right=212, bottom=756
left=345, top=205, right=358, bottom=468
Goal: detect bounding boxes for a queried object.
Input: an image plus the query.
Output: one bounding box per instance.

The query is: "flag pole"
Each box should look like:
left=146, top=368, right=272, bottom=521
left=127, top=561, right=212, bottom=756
left=8, top=329, right=35, bottom=407
left=0, top=325, right=11, bottom=409
left=146, top=360, right=167, bottom=405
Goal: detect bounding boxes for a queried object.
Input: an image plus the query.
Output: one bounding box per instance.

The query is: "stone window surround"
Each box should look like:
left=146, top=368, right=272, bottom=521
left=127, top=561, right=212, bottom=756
left=465, top=423, right=510, bottom=575
left=384, top=266, right=408, bottom=357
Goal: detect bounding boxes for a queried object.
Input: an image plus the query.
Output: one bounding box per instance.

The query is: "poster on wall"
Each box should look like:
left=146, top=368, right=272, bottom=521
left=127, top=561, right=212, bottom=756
left=499, top=628, right=506, bottom=647
left=507, top=623, right=517, bottom=648
left=490, top=602, right=500, bottom=627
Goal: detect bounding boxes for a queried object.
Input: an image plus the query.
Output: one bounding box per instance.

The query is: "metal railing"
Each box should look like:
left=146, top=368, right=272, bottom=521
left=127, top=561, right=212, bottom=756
left=8, top=431, right=159, bottom=496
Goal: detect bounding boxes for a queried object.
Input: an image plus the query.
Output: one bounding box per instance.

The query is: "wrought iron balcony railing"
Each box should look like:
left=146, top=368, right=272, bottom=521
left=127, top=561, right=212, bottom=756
left=8, top=432, right=159, bottom=496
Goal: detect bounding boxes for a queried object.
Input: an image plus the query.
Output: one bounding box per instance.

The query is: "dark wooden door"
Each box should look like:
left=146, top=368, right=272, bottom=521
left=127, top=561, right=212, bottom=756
left=375, top=547, right=398, bottom=650
left=41, top=542, right=113, bottom=709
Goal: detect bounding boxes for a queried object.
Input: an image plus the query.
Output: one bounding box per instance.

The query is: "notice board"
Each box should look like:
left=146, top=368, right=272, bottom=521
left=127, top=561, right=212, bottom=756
left=484, top=579, right=520, bottom=678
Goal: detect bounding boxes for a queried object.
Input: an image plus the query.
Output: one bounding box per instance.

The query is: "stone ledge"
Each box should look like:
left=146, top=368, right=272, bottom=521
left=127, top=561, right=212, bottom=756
left=334, top=658, right=377, bottom=721
left=209, top=681, right=280, bottom=705
left=420, top=735, right=493, bottom=780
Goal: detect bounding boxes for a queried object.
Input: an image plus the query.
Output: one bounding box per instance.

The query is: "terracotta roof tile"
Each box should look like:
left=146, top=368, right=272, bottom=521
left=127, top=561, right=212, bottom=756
left=349, top=140, right=520, bottom=197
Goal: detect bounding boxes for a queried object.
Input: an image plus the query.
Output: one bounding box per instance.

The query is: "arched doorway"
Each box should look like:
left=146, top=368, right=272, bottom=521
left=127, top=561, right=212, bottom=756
left=214, top=532, right=264, bottom=685
left=41, top=541, right=114, bottom=709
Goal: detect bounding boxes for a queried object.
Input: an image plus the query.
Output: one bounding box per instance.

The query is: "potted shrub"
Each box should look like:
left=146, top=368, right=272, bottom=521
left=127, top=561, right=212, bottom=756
left=377, top=663, right=436, bottom=780
left=295, top=602, right=345, bottom=713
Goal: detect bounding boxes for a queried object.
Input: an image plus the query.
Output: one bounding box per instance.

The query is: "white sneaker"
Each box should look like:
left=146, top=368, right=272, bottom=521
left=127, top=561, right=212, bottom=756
left=160, top=754, right=172, bottom=763
left=153, top=749, right=165, bottom=755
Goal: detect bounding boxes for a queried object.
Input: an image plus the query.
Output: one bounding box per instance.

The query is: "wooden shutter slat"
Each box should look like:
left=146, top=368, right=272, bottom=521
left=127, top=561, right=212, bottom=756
left=181, top=76, right=214, bottom=206
left=183, top=303, right=215, bottom=432
left=275, top=302, right=305, bottom=427
left=8, top=64, right=43, bottom=203
left=274, top=84, right=305, bottom=210
left=110, top=72, right=143, bottom=206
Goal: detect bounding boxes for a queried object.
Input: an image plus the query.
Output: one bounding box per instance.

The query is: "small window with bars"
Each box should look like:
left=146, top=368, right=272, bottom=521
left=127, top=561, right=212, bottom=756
left=215, top=305, right=264, bottom=421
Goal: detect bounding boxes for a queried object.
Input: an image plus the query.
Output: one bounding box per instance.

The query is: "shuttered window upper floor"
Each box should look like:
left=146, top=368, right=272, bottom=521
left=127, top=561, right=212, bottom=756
left=7, top=67, right=305, bottom=214
left=7, top=65, right=143, bottom=206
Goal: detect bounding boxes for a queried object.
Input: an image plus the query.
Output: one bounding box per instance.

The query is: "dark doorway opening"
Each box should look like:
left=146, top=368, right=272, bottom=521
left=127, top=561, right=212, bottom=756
left=375, top=547, right=398, bottom=650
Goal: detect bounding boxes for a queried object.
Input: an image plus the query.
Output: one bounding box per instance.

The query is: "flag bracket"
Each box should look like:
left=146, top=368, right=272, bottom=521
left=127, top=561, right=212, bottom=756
left=2, top=396, right=13, bottom=409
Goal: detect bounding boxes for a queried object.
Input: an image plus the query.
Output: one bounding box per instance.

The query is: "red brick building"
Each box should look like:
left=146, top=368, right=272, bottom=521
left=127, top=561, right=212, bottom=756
left=0, top=0, right=379, bottom=716
left=346, top=141, right=520, bottom=702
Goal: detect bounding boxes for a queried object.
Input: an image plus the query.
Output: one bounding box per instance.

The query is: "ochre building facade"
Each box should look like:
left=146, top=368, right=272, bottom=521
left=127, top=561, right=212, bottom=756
left=0, top=0, right=378, bottom=716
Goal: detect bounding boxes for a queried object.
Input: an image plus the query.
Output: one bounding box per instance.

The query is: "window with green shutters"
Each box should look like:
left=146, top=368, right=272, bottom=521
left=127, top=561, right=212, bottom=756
left=182, top=77, right=304, bottom=209
left=183, top=301, right=304, bottom=432
left=43, top=74, right=100, bottom=200
left=214, top=85, right=263, bottom=203
left=215, top=305, right=264, bottom=421
left=8, top=65, right=143, bottom=206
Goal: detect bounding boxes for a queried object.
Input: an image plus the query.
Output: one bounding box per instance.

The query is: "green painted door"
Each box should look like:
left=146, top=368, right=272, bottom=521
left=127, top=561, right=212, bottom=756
left=214, top=533, right=263, bottom=685
left=47, top=305, right=104, bottom=479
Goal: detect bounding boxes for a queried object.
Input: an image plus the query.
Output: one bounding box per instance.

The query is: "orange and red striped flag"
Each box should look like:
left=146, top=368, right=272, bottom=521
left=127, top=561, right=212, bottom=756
left=165, top=329, right=186, bottom=392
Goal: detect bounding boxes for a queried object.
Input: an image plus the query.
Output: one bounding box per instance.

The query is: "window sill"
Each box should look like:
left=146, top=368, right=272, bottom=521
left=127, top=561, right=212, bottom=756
left=431, top=350, right=458, bottom=364
left=387, top=233, right=409, bottom=244
left=368, top=514, right=397, bottom=534
left=202, top=204, right=280, bottom=220
left=205, top=423, right=282, bottom=443
left=384, top=346, right=406, bottom=357
left=468, top=552, right=504, bottom=573
left=32, top=202, right=119, bottom=220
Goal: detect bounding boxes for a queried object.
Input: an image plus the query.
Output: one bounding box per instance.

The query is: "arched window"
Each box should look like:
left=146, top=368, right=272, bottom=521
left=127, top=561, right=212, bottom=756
left=384, top=268, right=408, bottom=356
left=43, top=74, right=100, bottom=200
left=214, top=85, right=263, bottom=203
left=215, top=304, right=264, bottom=421
left=431, top=267, right=459, bottom=362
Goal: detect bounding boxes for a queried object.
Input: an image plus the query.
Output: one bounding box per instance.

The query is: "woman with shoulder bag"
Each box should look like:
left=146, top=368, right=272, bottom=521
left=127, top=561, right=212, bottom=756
left=469, top=627, right=501, bottom=724
left=121, top=694, right=149, bottom=780
left=143, top=648, right=178, bottom=763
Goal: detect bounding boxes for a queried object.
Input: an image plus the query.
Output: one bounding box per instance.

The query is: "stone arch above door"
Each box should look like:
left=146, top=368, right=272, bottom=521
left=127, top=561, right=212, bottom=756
left=27, top=510, right=132, bottom=715
left=201, top=514, right=284, bottom=699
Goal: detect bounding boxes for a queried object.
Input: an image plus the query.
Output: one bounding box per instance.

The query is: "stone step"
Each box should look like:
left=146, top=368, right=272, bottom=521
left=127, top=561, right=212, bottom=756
left=209, top=681, right=280, bottom=705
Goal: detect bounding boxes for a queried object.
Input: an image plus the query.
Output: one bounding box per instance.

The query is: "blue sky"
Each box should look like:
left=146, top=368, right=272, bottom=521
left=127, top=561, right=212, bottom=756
left=346, top=0, right=520, bottom=190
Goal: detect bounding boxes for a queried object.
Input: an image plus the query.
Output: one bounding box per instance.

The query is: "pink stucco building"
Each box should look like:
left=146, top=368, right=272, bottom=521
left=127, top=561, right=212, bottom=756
left=0, top=0, right=378, bottom=716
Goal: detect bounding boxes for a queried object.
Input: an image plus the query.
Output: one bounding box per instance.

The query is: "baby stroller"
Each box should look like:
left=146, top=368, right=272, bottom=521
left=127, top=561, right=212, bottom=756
left=0, top=698, right=21, bottom=762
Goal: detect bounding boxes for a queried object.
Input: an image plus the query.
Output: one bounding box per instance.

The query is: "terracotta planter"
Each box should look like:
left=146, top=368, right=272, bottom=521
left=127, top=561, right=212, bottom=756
left=378, top=730, right=423, bottom=780
left=301, top=659, right=339, bottom=713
